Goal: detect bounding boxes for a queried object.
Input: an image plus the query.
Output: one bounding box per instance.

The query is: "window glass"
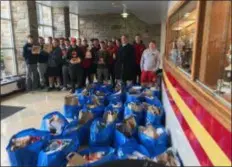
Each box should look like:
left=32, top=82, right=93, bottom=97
left=42, top=5, right=52, bottom=25
left=167, top=1, right=197, bottom=74
left=198, top=1, right=231, bottom=105
left=1, top=19, right=13, bottom=48
left=1, top=49, right=16, bottom=78
left=1, top=1, right=10, bottom=19
left=70, top=29, right=79, bottom=38
left=43, top=26, right=53, bottom=37
left=70, top=13, right=78, bottom=29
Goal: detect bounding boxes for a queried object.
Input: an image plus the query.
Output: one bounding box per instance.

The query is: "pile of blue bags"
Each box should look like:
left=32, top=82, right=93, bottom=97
left=6, top=83, right=182, bottom=167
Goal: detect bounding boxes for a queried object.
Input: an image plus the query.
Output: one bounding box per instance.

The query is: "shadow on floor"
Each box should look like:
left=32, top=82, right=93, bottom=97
left=1, top=105, right=25, bottom=120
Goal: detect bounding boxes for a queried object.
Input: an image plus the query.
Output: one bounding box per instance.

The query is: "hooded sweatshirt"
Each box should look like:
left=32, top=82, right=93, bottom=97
left=140, top=48, right=160, bottom=72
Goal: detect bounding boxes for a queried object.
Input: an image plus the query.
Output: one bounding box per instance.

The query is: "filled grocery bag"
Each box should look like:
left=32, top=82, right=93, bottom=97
left=37, top=137, right=79, bottom=166
left=116, top=142, right=150, bottom=160
left=138, top=125, right=169, bottom=157
left=78, top=147, right=116, bottom=167
left=124, top=101, right=144, bottom=125
left=126, top=86, right=143, bottom=102
left=143, top=103, right=164, bottom=127
left=63, top=109, right=94, bottom=145
left=76, top=88, right=92, bottom=105
left=152, top=148, right=182, bottom=166
left=142, top=90, right=162, bottom=107
left=89, top=118, right=115, bottom=146
left=40, top=111, right=69, bottom=135
left=104, top=104, right=123, bottom=122
left=6, top=128, right=50, bottom=166
left=63, top=94, right=82, bottom=119
left=114, top=116, right=138, bottom=147
left=85, top=96, right=105, bottom=118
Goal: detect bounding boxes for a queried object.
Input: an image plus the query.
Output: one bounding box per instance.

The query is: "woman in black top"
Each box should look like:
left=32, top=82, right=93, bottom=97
left=47, top=38, right=63, bottom=91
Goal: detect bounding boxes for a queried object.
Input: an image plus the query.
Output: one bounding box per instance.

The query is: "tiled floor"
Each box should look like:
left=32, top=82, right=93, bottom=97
left=1, top=91, right=69, bottom=166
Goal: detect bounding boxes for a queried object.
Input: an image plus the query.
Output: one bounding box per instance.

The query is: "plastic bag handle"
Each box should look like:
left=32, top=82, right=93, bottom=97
left=66, top=152, right=76, bottom=161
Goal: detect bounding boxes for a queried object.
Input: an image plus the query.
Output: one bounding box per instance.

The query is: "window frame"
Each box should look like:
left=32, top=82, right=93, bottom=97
left=69, top=12, right=79, bottom=37
left=36, top=2, right=53, bottom=37
left=1, top=1, right=18, bottom=77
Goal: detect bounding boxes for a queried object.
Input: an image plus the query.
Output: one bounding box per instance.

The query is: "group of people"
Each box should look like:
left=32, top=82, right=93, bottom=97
left=23, top=34, right=160, bottom=93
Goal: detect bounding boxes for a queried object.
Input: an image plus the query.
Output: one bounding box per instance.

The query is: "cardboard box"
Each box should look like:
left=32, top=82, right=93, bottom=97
left=66, top=152, right=87, bottom=166
left=32, top=45, right=40, bottom=54
left=43, top=44, right=53, bottom=53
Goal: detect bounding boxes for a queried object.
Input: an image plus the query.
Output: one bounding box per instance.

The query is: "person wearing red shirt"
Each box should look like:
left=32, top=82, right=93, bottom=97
left=107, top=41, right=117, bottom=86
left=81, top=39, right=93, bottom=86
left=133, top=34, right=146, bottom=84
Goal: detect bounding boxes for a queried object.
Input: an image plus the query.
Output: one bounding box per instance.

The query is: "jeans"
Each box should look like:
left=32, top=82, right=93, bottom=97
left=69, top=65, right=83, bottom=91
left=62, top=65, right=70, bottom=87
left=37, top=63, right=47, bottom=86
left=26, top=64, right=39, bottom=91
left=97, top=68, right=108, bottom=83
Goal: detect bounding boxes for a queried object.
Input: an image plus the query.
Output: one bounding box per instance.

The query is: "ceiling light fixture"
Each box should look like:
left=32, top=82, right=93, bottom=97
left=121, top=4, right=129, bottom=18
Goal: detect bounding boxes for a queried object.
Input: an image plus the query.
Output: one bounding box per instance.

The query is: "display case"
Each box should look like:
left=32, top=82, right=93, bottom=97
left=164, top=0, right=231, bottom=129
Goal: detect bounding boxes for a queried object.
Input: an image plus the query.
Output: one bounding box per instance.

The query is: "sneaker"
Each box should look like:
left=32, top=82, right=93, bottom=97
left=56, top=87, right=61, bottom=91
left=61, top=87, right=68, bottom=91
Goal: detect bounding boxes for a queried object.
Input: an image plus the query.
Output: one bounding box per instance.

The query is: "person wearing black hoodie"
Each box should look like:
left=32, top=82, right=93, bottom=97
left=37, top=37, right=49, bottom=89
left=115, top=34, right=136, bottom=85
left=23, top=35, right=39, bottom=91
left=67, top=38, right=84, bottom=93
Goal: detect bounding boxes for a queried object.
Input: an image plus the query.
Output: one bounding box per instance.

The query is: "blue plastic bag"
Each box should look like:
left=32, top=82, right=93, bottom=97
left=62, top=118, right=93, bottom=145
left=37, top=137, right=79, bottom=166
left=107, top=90, right=123, bottom=102
left=138, top=126, right=169, bottom=157
left=145, top=105, right=165, bottom=127
left=105, top=103, right=123, bottom=122
left=63, top=105, right=82, bottom=119
left=89, top=118, right=115, bottom=146
left=79, top=147, right=116, bottom=167
left=85, top=96, right=105, bottom=118
left=144, top=96, right=162, bottom=107
left=40, top=111, right=69, bottom=135
left=6, top=128, right=50, bottom=166
left=117, top=142, right=150, bottom=159
left=113, top=122, right=137, bottom=148
left=124, top=101, right=144, bottom=125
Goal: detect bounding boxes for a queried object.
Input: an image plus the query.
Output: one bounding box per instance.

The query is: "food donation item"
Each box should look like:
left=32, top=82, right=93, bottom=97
left=64, top=94, right=80, bottom=106
left=154, top=149, right=181, bottom=166
left=82, top=152, right=105, bottom=163
left=128, top=102, right=143, bottom=112
left=44, top=139, right=71, bottom=154
left=103, top=110, right=118, bottom=124
left=46, top=114, right=65, bottom=134
left=139, top=125, right=160, bottom=139
left=10, top=136, right=42, bottom=151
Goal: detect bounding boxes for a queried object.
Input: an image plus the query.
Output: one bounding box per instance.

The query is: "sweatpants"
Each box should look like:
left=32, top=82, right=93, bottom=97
left=26, top=64, right=39, bottom=91
left=62, top=65, right=70, bottom=87
left=69, top=65, right=83, bottom=91
left=82, top=67, right=92, bottom=86
left=97, top=68, right=108, bottom=83
left=37, top=63, right=47, bottom=86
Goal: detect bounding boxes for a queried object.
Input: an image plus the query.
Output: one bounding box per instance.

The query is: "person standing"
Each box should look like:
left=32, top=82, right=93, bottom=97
left=140, top=40, right=160, bottom=87
left=115, top=35, right=136, bottom=85
left=96, top=41, right=110, bottom=83
left=133, top=34, right=146, bottom=84
left=23, top=35, right=39, bottom=91
left=107, top=41, right=116, bottom=86
left=61, top=38, right=71, bottom=91
left=76, top=38, right=82, bottom=47
left=81, top=39, right=93, bottom=86
left=67, top=38, right=84, bottom=93
left=90, top=38, right=100, bottom=81
left=37, top=37, right=49, bottom=89
left=47, top=38, right=63, bottom=91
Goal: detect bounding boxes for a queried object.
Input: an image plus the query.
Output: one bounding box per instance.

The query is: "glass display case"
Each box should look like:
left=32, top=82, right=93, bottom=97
left=165, top=0, right=231, bottom=111
left=166, top=1, right=197, bottom=75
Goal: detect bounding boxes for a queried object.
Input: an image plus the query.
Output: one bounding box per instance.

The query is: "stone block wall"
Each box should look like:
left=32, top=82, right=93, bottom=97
left=52, top=7, right=65, bottom=38
left=79, top=13, right=161, bottom=48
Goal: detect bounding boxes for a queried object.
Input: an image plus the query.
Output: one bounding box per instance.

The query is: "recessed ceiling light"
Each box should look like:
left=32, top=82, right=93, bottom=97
left=121, top=12, right=129, bottom=18
left=184, top=13, right=190, bottom=18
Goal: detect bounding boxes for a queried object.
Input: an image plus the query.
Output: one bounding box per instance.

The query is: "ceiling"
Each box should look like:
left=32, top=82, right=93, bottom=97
left=37, top=1, right=169, bottom=24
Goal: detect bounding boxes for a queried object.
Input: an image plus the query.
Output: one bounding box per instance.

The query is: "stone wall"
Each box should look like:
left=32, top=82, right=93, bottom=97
left=52, top=7, right=65, bottom=38
left=79, top=13, right=161, bottom=48
left=64, top=7, right=70, bottom=38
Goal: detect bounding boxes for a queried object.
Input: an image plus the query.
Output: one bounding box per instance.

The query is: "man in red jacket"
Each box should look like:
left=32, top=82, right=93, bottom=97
left=133, top=34, right=146, bottom=84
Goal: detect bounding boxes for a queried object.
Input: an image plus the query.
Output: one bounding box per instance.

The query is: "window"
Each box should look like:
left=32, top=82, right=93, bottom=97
left=69, top=13, right=79, bottom=37
left=198, top=1, right=231, bottom=105
left=36, top=3, right=53, bottom=37
left=167, top=1, right=197, bottom=75
left=1, top=1, right=17, bottom=79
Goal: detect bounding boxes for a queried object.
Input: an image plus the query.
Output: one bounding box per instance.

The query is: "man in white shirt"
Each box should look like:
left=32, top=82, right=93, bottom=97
left=140, top=40, right=160, bottom=86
